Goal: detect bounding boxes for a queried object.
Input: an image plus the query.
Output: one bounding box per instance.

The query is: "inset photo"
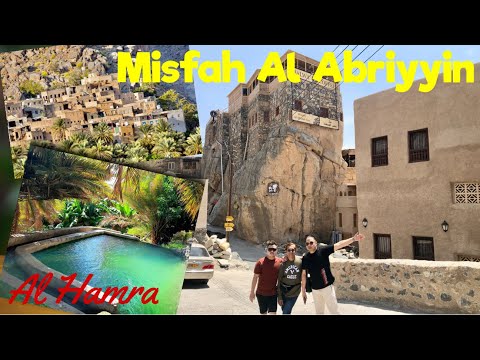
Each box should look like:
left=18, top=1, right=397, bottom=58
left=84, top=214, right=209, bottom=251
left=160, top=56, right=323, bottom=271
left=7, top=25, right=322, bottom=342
left=0, top=146, right=206, bottom=314
left=1, top=45, right=200, bottom=179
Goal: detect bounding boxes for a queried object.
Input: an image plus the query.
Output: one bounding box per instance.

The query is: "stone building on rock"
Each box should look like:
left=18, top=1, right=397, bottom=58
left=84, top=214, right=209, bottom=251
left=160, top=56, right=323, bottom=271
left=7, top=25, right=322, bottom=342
left=203, top=51, right=347, bottom=244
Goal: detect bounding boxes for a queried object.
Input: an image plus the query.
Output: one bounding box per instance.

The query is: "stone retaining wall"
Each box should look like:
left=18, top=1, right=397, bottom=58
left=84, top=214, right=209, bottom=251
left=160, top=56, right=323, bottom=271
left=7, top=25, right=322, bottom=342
left=8, top=227, right=102, bottom=248
left=331, top=258, right=480, bottom=314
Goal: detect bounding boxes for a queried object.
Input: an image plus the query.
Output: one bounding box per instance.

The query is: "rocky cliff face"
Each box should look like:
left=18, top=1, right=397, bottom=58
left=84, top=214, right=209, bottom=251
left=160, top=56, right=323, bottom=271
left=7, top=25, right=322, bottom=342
left=208, top=125, right=346, bottom=244
left=0, top=45, right=196, bottom=103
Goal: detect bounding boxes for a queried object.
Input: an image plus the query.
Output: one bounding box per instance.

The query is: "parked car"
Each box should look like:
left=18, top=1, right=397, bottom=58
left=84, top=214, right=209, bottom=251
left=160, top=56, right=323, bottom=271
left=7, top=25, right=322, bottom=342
left=184, top=243, right=214, bottom=284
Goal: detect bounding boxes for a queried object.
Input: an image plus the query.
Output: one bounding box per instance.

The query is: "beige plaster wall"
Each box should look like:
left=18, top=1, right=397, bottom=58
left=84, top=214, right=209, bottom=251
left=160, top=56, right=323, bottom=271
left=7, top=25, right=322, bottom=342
left=354, top=68, right=480, bottom=261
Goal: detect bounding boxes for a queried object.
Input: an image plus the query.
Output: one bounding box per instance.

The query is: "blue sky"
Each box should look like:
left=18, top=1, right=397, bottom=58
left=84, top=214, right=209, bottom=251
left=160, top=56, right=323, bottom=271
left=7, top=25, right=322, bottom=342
left=191, top=45, right=480, bottom=149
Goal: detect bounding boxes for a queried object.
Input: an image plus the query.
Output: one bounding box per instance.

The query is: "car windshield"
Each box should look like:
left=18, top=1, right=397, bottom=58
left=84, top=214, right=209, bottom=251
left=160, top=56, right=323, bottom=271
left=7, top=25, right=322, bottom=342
left=190, top=247, right=209, bottom=257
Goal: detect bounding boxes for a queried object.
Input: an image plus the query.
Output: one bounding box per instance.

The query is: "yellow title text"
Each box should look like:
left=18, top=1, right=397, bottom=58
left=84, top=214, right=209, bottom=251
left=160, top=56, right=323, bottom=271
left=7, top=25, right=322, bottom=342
left=117, top=50, right=475, bottom=93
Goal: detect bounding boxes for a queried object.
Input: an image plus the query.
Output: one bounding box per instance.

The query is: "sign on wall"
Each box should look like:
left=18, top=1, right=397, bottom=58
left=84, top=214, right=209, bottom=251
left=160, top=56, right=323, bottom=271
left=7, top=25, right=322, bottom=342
left=267, top=182, right=279, bottom=195
left=291, top=111, right=316, bottom=124
left=319, top=117, right=339, bottom=129
left=292, top=110, right=339, bottom=130
left=294, top=69, right=336, bottom=90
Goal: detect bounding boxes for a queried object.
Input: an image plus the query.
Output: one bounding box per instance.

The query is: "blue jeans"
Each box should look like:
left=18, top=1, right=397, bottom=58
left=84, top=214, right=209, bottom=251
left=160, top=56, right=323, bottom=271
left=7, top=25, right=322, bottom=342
left=281, top=295, right=298, bottom=314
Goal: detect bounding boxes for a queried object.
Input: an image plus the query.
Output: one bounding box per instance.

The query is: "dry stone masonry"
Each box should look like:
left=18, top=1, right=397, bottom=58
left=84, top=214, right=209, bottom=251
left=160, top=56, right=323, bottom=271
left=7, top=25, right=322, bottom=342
left=332, top=258, right=480, bottom=314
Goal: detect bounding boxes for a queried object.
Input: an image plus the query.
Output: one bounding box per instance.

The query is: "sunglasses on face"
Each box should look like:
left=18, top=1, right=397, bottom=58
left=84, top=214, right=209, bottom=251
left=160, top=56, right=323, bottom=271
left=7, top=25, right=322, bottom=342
left=306, top=241, right=315, bottom=246
left=287, top=249, right=296, bottom=252
left=267, top=248, right=277, bottom=252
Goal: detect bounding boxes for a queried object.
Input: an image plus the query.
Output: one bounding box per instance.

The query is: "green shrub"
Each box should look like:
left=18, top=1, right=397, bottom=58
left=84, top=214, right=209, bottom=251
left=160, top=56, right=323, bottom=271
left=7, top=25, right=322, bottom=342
left=133, top=83, right=156, bottom=96
left=56, top=199, right=103, bottom=228
left=162, top=240, right=186, bottom=250
left=19, top=80, right=44, bottom=97
left=50, top=81, right=64, bottom=90
left=171, top=230, right=194, bottom=244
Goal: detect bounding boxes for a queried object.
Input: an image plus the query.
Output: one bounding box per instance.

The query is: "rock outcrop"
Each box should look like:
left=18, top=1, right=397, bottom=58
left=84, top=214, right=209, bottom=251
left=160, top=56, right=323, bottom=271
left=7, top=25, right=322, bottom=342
left=0, top=45, right=196, bottom=103
left=209, top=124, right=346, bottom=244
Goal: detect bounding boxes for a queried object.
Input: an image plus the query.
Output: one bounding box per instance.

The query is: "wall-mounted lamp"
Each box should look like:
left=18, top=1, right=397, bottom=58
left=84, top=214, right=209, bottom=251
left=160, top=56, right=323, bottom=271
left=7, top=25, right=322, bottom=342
left=362, top=218, right=368, bottom=228
left=442, top=220, right=449, bottom=232
left=210, top=110, right=217, bottom=121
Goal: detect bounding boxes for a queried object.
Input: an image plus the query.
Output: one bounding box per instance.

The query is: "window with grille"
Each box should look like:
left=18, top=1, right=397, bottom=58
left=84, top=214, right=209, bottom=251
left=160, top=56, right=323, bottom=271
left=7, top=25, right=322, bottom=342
left=320, top=107, right=329, bottom=118
left=296, top=59, right=306, bottom=72
left=371, top=136, right=388, bottom=167
left=294, top=100, right=303, bottom=111
left=183, top=161, right=196, bottom=170
left=413, top=237, right=434, bottom=260
left=264, top=111, right=270, bottom=122
left=374, top=234, right=392, bottom=259
left=457, top=254, right=480, bottom=262
left=168, top=162, right=175, bottom=170
left=347, top=185, right=356, bottom=196
left=454, top=183, right=480, bottom=204
left=409, top=128, right=429, bottom=162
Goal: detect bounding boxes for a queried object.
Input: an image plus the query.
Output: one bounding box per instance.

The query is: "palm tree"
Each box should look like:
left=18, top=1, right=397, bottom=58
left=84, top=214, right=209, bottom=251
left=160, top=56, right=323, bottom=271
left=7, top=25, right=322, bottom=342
left=125, top=174, right=183, bottom=244
left=174, top=178, right=204, bottom=220
left=110, top=143, right=147, bottom=202
left=169, top=131, right=186, bottom=151
left=137, top=124, right=155, bottom=154
left=112, top=164, right=141, bottom=202
left=126, top=144, right=149, bottom=162
left=154, top=119, right=172, bottom=134
left=138, top=124, right=153, bottom=137
left=93, top=122, right=113, bottom=145
left=58, top=139, right=76, bottom=152
left=67, top=133, right=92, bottom=156
left=52, top=118, right=68, bottom=142
left=184, top=127, right=203, bottom=155
left=85, top=139, right=113, bottom=161
left=17, top=146, right=109, bottom=231
left=152, top=136, right=182, bottom=159
left=14, top=199, right=59, bottom=232
left=11, top=146, right=27, bottom=179
left=21, top=146, right=109, bottom=200
left=112, top=143, right=128, bottom=161
left=69, top=133, right=84, bottom=142
left=70, top=132, right=92, bottom=145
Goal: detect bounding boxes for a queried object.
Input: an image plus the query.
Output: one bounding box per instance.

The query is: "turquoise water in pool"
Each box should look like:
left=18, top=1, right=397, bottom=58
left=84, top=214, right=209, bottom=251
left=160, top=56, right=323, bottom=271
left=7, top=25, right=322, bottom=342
left=31, top=234, right=186, bottom=314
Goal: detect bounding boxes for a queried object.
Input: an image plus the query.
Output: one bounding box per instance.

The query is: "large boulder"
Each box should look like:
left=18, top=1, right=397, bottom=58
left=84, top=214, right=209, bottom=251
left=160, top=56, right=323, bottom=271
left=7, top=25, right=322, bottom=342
left=209, top=125, right=345, bottom=244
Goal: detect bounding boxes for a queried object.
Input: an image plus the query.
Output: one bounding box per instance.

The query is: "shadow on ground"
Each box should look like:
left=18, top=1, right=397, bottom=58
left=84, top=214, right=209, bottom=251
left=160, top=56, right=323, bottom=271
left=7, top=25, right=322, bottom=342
left=338, top=299, right=424, bottom=314
left=182, top=280, right=210, bottom=289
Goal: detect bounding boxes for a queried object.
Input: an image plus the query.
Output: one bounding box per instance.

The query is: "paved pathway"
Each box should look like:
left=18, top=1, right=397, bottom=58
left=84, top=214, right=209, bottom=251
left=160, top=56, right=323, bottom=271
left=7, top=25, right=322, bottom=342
left=179, top=232, right=411, bottom=315
left=178, top=268, right=410, bottom=315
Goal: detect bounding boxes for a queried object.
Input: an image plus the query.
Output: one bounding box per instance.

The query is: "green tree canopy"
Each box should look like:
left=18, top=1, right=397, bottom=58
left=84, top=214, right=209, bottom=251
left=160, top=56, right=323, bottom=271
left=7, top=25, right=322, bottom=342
left=158, top=89, right=199, bottom=133
left=20, top=146, right=109, bottom=201
left=19, top=80, right=44, bottom=98
left=93, top=122, right=114, bottom=145
left=52, top=118, right=68, bottom=141
left=125, top=174, right=184, bottom=244
left=184, top=127, right=203, bottom=155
